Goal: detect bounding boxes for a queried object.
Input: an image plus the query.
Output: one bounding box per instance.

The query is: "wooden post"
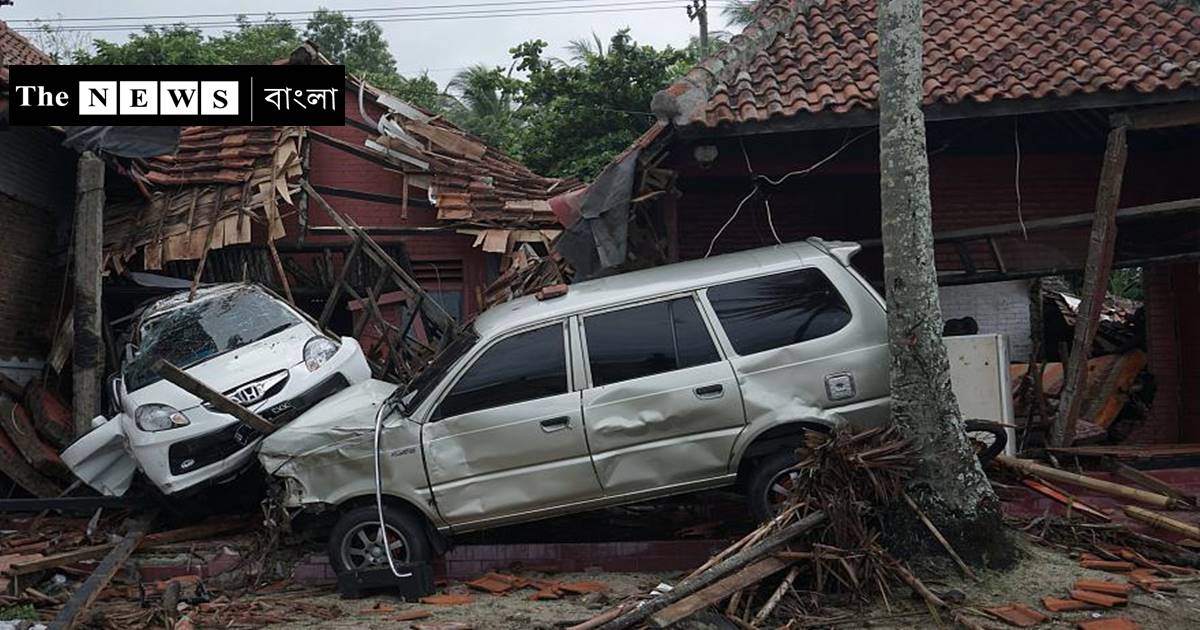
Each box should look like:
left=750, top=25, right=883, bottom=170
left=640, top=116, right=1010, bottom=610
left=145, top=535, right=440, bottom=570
left=152, top=360, right=275, bottom=435
left=73, top=152, right=105, bottom=439
left=50, top=514, right=154, bottom=630
left=1050, top=126, right=1128, bottom=447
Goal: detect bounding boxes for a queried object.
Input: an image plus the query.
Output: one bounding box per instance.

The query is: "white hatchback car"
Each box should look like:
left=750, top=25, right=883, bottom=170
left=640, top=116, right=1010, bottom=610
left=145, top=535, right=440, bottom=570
left=65, top=283, right=371, bottom=497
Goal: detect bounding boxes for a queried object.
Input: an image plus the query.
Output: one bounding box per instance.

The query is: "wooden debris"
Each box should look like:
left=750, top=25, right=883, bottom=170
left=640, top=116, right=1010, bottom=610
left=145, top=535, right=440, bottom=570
left=996, top=455, right=1175, bottom=508
left=1021, top=478, right=1110, bottom=521
left=1110, top=461, right=1197, bottom=507
left=153, top=359, right=276, bottom=435
left=52, top=515, right=155, bottom=629
left=1122, top=506, right=1200, bottom=539
left=649, top=556, right=791, bottom=627
left=1081, top=560, right=1137, bottom=573
left=902, top=491, right=977, bottom=580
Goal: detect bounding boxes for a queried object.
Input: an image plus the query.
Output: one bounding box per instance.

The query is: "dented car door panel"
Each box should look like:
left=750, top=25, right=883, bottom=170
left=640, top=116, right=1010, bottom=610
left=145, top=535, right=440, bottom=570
left=582, top=363, right=744, bottom=493
left=579, top=296, right=746, bottom=494
left=421, top=323, right=603, bottom=527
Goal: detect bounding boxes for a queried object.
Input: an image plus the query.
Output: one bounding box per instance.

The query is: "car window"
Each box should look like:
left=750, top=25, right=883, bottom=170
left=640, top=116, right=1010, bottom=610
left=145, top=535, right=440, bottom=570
left=585, top=297, right=720, bottom=387
left=123, top=287, right=302, bottom=392
left=707, top=268, right=852, bottom=356
left=435, top=324, right=567, bottom=419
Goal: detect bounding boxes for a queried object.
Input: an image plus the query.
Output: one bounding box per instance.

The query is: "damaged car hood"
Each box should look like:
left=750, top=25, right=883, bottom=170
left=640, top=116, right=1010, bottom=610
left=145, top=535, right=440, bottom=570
left=259, top=378, right=401, bottom=470
left=124, top=324, right=313, bottom=410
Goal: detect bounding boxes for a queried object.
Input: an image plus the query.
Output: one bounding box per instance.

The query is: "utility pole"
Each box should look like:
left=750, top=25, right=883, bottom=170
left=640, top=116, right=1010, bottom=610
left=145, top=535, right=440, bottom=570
left=688, top=0, right=709, bottom=58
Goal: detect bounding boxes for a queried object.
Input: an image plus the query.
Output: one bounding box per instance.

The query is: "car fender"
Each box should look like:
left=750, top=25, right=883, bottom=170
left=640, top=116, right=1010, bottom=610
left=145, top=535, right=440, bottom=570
left=729, top=408, right=846, bottom=473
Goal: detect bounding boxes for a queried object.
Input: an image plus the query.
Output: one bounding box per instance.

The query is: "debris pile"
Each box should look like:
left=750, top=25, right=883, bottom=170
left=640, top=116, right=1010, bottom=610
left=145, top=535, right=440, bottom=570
left=573, top=426, right=956, bottom=629
left=1011, top=288, right=1151, bottom=447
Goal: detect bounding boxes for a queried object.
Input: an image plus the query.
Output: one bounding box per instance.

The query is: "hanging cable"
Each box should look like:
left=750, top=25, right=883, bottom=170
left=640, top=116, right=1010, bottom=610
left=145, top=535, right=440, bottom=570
left=373, top=400, right=414, bottom=580
left=704, top=185, right=758, bottom=258
left=1014, top=117, right=1027, bottom=239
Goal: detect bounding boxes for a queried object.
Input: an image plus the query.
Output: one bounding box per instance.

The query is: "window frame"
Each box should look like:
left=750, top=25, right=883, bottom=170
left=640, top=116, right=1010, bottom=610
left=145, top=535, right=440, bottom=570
left=700, top=266, right=855, bottom=358
left=428, top=320, right=573, bottom=422
left=577, top=292, right=725, bottom=389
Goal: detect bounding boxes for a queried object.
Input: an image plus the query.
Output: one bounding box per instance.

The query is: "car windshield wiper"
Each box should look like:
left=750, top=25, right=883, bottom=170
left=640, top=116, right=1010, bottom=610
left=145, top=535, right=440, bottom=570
left=252, top=323, right=294, bottom=343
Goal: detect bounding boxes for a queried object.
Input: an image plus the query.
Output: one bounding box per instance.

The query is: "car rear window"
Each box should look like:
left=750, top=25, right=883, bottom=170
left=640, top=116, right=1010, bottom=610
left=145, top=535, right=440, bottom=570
left=436, top=324, right=567, bottom=418
left=584, top=297, right=720, bottom=387
left=707, top=268, right=851, bottom=356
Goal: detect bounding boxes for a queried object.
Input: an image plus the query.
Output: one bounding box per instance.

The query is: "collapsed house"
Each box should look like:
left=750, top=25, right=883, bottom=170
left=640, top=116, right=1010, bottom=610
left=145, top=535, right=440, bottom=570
left=533, top=0, right=1200, bottom=448
left=0, top=37, right=579, bottom=498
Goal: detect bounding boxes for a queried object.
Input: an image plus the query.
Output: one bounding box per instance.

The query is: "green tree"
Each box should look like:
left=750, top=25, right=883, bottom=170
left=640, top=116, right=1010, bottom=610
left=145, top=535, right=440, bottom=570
left=75, top=24, right=225, bottom=65
left=447, top=64, right=523, bottom=148
left=303, top=9, right=399, bottom=91
left=722, top=1, right=759, bottom=28
left=510, top=30, right=690, bottom=180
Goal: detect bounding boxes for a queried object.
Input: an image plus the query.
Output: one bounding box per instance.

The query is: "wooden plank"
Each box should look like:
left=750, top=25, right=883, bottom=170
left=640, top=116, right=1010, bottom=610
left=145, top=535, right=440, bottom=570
left=1050, top=126, right=1127, bottom=447
left=73, top=152, right=105, bottom=439
left=267, top=238, right=294, bottom=305
left=995, top=455, right=1174, bottom=508
left=1112, top=102, right=1200, bottom=130
left=49, top=516, right=153, bottom=630
left=10, top=517, right=256, bottom=576
left=650, top=556, right=789, bottom=627
left=152, top=360, right=275, bottom=435
left=1124, top=506, right=1200, bottom=539
left=597, top=511, right=826, bottom=630
left=1111, top=461, right=1198, bottom=507
left=318, top=238, right=362, bottom=330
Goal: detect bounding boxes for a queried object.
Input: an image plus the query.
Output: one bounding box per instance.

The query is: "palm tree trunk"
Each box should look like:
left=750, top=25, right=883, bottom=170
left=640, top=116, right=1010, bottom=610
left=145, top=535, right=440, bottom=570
left=877, top=0, right=1011, bottom=566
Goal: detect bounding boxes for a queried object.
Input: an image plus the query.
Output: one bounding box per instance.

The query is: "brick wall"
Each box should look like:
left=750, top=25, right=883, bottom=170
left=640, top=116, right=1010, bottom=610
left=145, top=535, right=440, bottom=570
left=939, top=280, right=1032, bottom=361
left=1132, top=260, right=1190, bottom=441
left=0, top=192, right=60, bottom=361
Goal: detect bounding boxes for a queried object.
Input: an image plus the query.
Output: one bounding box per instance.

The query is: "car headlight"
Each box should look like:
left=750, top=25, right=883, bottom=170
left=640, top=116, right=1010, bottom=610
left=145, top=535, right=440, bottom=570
left=135, top=404, right=190, bottom=432
left=303, top=336, right=339, bottom=372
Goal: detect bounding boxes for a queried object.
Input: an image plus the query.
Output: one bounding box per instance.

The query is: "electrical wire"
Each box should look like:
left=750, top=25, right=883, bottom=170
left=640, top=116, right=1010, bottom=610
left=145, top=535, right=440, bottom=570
left=703, top=185, right=758, bottom=258
left=4, top=0, right=693, bottom=23
left=12, top=2, right=733, bottom=32
left=1014, top=117, right=1027, bottom=239
left=737, top=138, right=782, bottom=246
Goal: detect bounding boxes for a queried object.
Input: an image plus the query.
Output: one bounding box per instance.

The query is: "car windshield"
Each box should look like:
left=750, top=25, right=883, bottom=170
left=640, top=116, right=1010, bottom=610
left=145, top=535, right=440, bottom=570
left=123, top=288, right=303, bottom=392
left=397, top=330, right=478, bottom=415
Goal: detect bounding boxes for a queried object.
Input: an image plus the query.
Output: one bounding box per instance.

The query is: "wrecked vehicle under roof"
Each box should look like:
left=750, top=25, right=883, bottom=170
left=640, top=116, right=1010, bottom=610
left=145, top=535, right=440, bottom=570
left=64, top=283, right=371, bottom=497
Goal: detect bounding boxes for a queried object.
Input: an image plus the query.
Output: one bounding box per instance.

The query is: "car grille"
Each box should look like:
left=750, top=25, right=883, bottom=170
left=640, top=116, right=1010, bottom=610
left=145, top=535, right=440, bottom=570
left=168, top=372, right=351, bottom=476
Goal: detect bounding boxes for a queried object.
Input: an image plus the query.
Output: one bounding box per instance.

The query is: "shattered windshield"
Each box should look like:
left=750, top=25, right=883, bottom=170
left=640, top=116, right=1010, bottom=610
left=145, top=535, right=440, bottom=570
left=398, top=331, right=478, bottom=416
left=123, top=288, right=303, bottom=392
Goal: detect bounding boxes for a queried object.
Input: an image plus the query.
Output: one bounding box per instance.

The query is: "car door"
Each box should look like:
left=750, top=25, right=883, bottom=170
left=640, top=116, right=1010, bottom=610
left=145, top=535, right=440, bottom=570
left=579, top=295, right=745, bottom=495
left=422, top=322, right=602, bottom=528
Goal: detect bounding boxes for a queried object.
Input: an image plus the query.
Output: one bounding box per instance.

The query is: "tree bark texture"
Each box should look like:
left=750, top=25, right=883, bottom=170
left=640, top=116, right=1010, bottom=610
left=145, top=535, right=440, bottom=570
left=877, top=0, right=1009, bottom=566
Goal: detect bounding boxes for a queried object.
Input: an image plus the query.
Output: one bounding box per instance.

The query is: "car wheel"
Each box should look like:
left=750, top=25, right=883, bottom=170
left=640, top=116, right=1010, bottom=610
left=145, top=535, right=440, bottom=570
left=328, top=504, right=432, bottom=575
left=746, top=449, right=803, bottom=523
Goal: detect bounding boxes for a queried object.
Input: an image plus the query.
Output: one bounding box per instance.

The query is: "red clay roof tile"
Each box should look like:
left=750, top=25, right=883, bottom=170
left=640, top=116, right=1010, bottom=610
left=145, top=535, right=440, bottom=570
left=0, top=20, right=53, bottom=67
left=663, top=0, right=1200, bottom=128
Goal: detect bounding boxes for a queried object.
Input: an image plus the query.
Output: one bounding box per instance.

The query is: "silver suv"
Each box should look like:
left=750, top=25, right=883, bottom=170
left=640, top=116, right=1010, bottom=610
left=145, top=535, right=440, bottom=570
left=260, top=239, right=890, bottom=573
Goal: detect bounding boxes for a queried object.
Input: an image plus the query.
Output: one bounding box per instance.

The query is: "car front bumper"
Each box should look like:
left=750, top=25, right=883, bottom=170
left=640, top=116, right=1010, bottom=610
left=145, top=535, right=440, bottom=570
left=121, top=340, right=370, bottom=496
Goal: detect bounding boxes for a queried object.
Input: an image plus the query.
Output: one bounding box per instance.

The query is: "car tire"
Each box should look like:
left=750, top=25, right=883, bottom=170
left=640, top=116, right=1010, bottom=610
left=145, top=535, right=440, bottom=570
left=746, top=449, right=802, bottom=524
left=328, top=504, right=432, bottom=575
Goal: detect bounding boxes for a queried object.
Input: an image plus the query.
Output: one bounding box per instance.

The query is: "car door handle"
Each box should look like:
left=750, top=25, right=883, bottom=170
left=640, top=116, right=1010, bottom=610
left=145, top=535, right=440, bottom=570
left=540, top=416, right=572, bottom=432
left=694, top=384, right=724, bottom=399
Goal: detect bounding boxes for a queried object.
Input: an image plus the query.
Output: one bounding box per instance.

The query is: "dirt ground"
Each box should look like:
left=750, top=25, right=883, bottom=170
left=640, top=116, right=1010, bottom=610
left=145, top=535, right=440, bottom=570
left=266, top=571, right=671, bottom=630
left=263, top=535, right=1199, bottom=630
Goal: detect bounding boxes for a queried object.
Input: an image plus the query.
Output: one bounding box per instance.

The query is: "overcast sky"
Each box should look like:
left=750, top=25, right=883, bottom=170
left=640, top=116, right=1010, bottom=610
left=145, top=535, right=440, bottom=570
left=2, top=1, right=741, bottom=86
